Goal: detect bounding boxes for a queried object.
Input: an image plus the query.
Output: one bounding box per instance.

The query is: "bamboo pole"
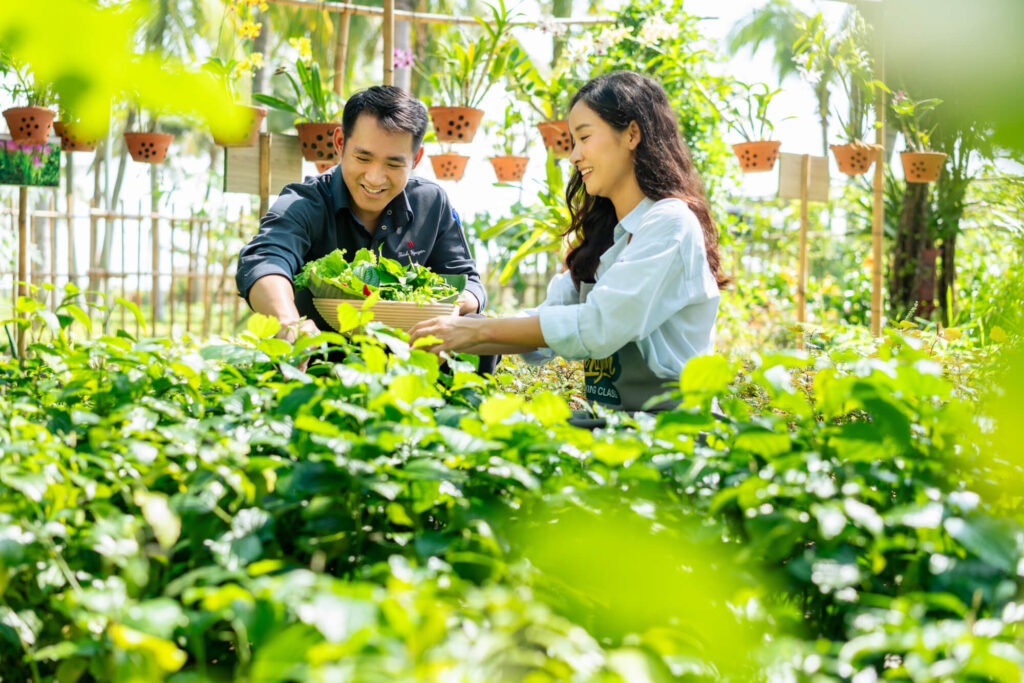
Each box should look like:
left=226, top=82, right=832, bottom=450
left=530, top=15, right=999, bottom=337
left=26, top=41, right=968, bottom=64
left=169, top=218, right=176, bottom=334
left=48, top=195, right=57, bottom=310
left=871, top=47, right=886, bottom=337
left=383, top=0, right=395, bottom=85
left=797, top=154, right=810, bottom=351
left=186, top=215, right=197, bottom=333
left=201, top=218, right=213, bottom=338
left=17, top=187, right=28, bottom=357
left=259, top=133, right=271, bottom=217
left=334, top=11, right=350, bottom=96
left=151, top=205, right=159, bottom=334
left=119, top=202, right=126, bottom=331
left=265, top=0, right=613, bottom=26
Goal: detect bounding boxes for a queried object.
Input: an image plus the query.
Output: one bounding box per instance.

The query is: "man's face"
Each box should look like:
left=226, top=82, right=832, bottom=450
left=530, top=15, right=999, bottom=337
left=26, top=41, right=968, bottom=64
left=334, top=113, right=424, bottom=227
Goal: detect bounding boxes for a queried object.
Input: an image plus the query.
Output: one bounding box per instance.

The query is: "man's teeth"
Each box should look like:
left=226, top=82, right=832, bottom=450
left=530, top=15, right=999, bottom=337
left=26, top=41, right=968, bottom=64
left=363, top=186, right=385, bottom=195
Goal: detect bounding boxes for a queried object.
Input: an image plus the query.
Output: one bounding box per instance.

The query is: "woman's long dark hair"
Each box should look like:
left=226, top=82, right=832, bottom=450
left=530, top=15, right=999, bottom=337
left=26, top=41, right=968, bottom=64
left=563, top=71, right=729, bottom=290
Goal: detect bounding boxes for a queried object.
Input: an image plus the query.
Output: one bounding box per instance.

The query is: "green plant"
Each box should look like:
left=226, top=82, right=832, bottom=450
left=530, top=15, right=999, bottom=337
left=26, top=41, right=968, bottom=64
left=0, top=53, right=54, bottom=107
left=253, top=38, right=342, bottom=123
left=419, top=0, right=518, bottom=108
left=504, top=42, right=585, bottom=122
left=723, top=80, right=787, bottom=142
left=201, top=0, right=266, bottom=102
left=891, top=89, right=943, bottom=152
left=294, top=248, right=462, bottom=303
left=487, top=101, right=530, bottom=157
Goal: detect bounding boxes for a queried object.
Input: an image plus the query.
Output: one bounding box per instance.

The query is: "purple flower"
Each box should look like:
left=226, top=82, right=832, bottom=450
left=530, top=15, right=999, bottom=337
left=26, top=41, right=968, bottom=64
left=31, top=155, right=43, bottom=168
left=893, top=90, right=907, bottom=104
left=393, top=48, right=415, bottom=69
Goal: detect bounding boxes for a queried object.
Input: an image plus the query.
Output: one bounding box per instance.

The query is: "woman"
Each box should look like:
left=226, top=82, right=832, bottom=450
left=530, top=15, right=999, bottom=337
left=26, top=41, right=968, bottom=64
left=410, top=71, right=729, bottom=413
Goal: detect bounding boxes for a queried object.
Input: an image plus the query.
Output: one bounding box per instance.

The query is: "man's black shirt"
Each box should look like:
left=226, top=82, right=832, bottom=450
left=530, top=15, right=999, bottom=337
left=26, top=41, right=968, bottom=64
left=236, top=166, right=486, bottom=330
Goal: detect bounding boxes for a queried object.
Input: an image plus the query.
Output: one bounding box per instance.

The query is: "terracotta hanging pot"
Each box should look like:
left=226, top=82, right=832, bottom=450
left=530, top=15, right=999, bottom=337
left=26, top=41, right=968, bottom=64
left=211, top=104, right=267, bottom=147
left=537, top=120, right=571, bottom=158
left=4, top=106, right=56, bottom=146
left=315, top=161, right=335, bottom=173
left=489, top=155, right=529, bottom=182
left=295, top=122, right=340, bottom=162
left=900, top=151, right=947, bottom=183
left=732, top=140, right=781, bottom=172
left=53, top=121, right=98, bottom=152
left=123, top=132, right=174, bottom=163
left=429, top=153, right=469, bottom=181
left=830, top=142, right=879, bottom=176
left=428, top=106, right=484, bottom=143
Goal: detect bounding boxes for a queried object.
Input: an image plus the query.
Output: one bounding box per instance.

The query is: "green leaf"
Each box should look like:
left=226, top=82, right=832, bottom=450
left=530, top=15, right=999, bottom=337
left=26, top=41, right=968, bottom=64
left=479, top=395, right=523, bottom=425
left=335, top=302, right=361, bottom=333
left=247, top=313, right=281, bottom=339
left=681, top=354, right=735, bottom=397
left=135, top=491, right=181, bottom=550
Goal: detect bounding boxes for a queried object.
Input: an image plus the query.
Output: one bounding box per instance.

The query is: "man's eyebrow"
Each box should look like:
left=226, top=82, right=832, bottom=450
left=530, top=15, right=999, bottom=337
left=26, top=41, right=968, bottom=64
left=352, top=146, right=408, bottom=162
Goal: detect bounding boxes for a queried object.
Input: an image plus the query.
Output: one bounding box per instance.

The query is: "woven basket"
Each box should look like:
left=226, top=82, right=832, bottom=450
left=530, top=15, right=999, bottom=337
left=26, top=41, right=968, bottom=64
left=314, top=298, right=458, bottom=332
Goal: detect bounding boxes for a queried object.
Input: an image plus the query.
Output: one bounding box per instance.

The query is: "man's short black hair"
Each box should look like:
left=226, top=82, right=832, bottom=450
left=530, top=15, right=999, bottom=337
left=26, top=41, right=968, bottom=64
left=341, top=85, right=429, bottom=152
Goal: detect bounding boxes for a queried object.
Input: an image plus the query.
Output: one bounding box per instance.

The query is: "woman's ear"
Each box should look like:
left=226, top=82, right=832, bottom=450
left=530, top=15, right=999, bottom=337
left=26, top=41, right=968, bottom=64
left=627, top=120, right=642, bottom=150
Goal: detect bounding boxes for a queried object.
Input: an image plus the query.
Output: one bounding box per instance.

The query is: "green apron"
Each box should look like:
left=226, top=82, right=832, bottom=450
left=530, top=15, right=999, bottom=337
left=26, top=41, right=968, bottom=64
left=579, top=282, right=677, bottom=413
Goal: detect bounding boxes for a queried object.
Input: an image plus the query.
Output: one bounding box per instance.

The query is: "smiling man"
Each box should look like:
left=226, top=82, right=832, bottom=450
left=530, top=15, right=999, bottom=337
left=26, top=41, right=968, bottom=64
left=236, top=85, right=486, bottom=342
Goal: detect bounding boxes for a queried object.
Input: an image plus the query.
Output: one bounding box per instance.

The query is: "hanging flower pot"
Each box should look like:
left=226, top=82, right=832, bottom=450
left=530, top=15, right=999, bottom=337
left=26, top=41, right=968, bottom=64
left=315, top=161, right=335, bottom=174
left=429, top=153, right=469, bottom=181
left=3, top=106, right=56, bottom=146
left=830, top=142, right=878, bottom=176
left=732, top=140, right=781, bottom=172
left=123, top=132, right=174, bottom=163
left=428, top=106, right=484, bottom=143
left=295, top=122, right=340, bottom=163
left=489, top=155, right=529, bottom=182
left=53, top=121, right=98, bottom=152
left=900, top=151, right=947, bottom=183
left=211, top=104, right=267, bottom=147
left=537, top=120, right=571, bottom=159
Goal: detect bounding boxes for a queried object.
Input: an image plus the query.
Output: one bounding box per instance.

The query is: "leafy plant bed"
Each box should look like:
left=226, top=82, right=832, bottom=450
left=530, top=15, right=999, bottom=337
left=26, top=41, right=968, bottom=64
left=1, top=291, right=1022, bottom=680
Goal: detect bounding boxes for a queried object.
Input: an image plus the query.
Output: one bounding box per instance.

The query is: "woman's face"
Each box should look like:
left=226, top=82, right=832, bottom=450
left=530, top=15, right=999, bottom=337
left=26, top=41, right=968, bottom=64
left=567, top=101, right=637, bottom=199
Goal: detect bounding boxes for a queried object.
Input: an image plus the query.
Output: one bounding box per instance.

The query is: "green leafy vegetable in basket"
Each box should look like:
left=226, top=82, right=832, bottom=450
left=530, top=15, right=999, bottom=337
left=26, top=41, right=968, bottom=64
left=294, top=248, right=464, bottom=303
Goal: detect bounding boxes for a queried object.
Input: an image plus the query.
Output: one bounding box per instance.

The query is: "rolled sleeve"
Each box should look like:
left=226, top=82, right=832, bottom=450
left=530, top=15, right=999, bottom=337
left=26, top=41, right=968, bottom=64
left=518, top=269, right=582, bottom=364
left=425, top=195, right=487, bottom=312
left=235, top=182, right=324, bottom=303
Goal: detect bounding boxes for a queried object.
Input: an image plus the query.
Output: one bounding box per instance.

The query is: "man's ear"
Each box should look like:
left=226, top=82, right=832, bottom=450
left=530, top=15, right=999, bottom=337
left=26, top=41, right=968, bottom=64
left=332, top=126, right=345, bottom=154
left=413, top=146, right=425, bottom=168
left=627, top=121, right=642, bottom=150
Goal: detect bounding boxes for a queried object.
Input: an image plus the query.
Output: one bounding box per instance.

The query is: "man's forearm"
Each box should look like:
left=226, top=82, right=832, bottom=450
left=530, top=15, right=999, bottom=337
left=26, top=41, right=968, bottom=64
left=248, top=274, right=301, bottom=324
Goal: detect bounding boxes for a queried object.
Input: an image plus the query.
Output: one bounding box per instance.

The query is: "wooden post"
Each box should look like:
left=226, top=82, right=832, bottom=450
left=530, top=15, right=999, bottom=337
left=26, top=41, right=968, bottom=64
left=201, top=218, right=213, bottom=338
left=119, top=204, right=127, bottom=331
left=871, top=53, right=886, bottom=337
left=49, top=195, right=57, bottom=310
left=186, top=215, right=197, bottom=333
left=169, top=218, right=176, bottom=334
left=151, top=208, right=159, bottom=334
left=259, top=133, right=271, bottom=217
left=796, top=154, right=810, bottom=350
left=334, top=11, right=351, bottom=96
left=17, top=187, right=28, bottom=357
left=383, top=0, right=395, bottom=85
left=65, top=153, right=76, bottom=293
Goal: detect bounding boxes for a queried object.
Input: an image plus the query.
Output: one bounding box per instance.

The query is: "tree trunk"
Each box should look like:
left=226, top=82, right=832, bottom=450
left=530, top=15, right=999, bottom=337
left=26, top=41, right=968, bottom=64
left=937, top=231, right=956, bottom=325
left=888, top=181, right=932, bottom=320
left=252, top=11, right=270, bottom=96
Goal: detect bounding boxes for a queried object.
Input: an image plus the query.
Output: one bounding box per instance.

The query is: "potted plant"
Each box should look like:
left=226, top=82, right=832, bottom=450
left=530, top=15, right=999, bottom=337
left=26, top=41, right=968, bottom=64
left=123, top=106, right=174, bottom=164
left=418, top=0, right=518, bottom=144
left=0, top=55, right=56, bottom=146
left=254, top=37, right=344, bottom=164
left=725, top=82, right=785, bottom=173
left=429, top=143, right=470, bottom=181
left=203, top=0, right=269, bottom=147
left=53, top=94, right=100, bottom=153
left=891, top=90, right=946, bottom=183
left=487, top=101, right=530, bottom=182
left=816, top=17, right=882, bottom=176
left=505, top=43, right=581, bottom=159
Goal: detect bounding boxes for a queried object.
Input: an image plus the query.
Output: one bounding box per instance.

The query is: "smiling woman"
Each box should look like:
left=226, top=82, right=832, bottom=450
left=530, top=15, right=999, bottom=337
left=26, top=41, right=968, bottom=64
left=410, top=71, right=729, bottom=414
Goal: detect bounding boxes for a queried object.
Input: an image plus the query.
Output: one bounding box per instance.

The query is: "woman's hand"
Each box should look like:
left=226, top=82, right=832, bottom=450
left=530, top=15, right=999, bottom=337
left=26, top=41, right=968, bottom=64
left=408, top=315, right=484, bottom=354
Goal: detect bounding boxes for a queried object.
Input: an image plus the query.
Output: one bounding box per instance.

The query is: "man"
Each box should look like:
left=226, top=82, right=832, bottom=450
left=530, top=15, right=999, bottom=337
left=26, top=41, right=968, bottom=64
left=236, top=85, right=487, bottom=347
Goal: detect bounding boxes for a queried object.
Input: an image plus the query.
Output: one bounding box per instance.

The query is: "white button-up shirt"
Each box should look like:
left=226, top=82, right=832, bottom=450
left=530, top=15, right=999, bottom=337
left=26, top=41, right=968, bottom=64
left=520, top=197, right=720, bottom=379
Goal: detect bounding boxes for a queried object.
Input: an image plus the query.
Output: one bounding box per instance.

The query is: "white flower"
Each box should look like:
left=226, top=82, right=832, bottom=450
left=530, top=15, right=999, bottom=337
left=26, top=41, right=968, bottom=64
left=596, top=26, right=631, bottom=49
left=564, top=35, right=594, bottom=64
left=637, top=16, right=677, bottom=46
left=535, top=15, right=566, bottom=38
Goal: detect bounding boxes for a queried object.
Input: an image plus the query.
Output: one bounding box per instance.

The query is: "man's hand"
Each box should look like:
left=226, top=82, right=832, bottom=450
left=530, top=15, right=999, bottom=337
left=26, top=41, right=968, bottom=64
left=276, top=318, right=321, bottom=345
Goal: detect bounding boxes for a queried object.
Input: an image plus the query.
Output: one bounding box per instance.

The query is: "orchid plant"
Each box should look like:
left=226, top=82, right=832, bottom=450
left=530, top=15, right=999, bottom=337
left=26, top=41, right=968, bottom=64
left=254, top=37, right=343, bottom=123
left=890, top=90, right=942, bottom=152
left=487, top=101, right=531, bottom=157
left=723, top=81, right=787, bottom=142
left=202, top=0, right=266, bottom=102
left=0, top=54, right=54, bottom=107
left=418, top=0, right=518, bottom=109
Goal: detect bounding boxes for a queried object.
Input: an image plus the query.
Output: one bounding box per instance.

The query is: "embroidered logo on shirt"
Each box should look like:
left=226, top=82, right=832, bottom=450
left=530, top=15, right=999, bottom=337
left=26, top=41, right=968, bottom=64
left=584, top=353, right=622, bottom=406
